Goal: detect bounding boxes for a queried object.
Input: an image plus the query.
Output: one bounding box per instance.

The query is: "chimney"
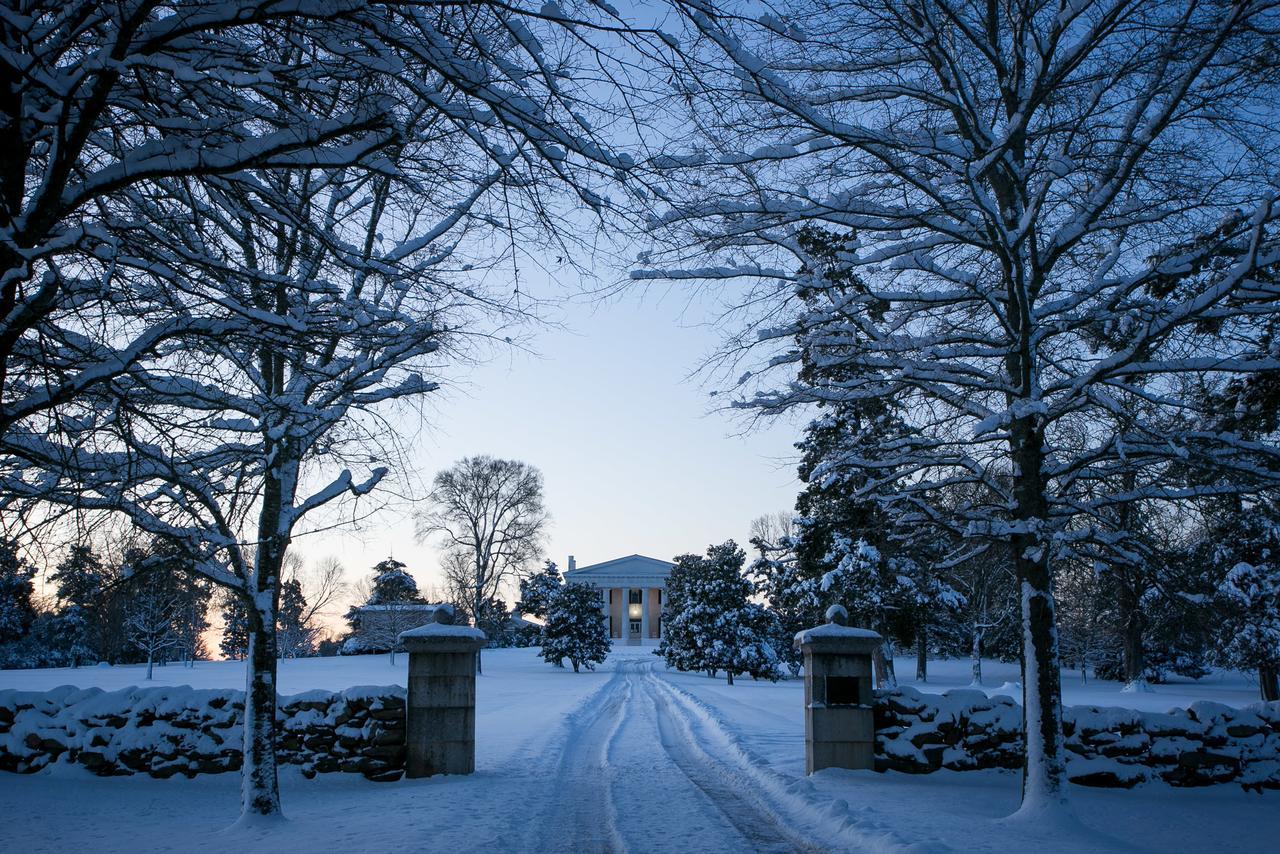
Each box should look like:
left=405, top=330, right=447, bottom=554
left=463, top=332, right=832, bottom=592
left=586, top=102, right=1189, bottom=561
left=568, top=555, right=576, bottom=572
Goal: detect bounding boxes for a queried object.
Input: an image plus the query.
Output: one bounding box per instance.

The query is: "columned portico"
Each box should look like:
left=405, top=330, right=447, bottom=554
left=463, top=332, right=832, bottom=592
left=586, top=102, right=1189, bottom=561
left=564, top=554, right=674, bottom=645
left=640, top=588, right=650, bottom=642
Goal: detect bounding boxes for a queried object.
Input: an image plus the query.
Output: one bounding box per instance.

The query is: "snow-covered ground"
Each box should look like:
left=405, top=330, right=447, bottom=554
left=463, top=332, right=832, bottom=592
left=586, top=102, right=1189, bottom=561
left=0, top=648, right=1273, bottom=853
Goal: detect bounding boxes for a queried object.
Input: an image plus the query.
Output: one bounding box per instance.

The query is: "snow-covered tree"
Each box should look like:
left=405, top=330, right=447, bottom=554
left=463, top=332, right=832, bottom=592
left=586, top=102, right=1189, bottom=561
left=748, top=524, right=804, bottom=676
left=945, top=543, right=1017, bottom=688
left=419, top=457, right=548, bottom=673
left=366, top=559, right=425, bottom=606
left=0, top=541, right=36, bottom=645
left=277, top=579, right=313, bottom=659
left=1213, top=502, right=1280, bottom=701
left=124, top=570, right=184, bottom=680
left=343, top=558, right=430, bottom=663
left=540, top=582, right=609, bottom=673
left=659, top=541, right=782, bottom=685
left=2, top=2, right=686, bottom=820
left=820, top=535, right=912, bottom=687
left=49, top=545, right=107, bottom=665
left=518, top=560, right=565, bottom=622
left=649, top=0, right=1280, bottom=809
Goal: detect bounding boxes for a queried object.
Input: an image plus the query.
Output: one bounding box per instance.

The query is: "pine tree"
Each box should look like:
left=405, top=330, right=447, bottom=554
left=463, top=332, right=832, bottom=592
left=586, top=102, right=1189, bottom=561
left=658, top=541, right=782, bottom=685
left=518, top=561, right=564, bottom=620
left=49, top=607, right=97, bottom=668
left=342, top=558, right=428, bottom=662
left=541, top=583, right=609, bottom=673
left=748, top=535, right=806, bottom=676
left=0, top=541, right=36, bottom=645
left=656, top=552, right=707, bottom=675
left=277, top=579, right=313, bottom=658
left=821, top=535, right=912, bottom=687
left=49, top=545, right=106, bottom=664
left=1213, top=501, right=1280, bottom=701
left=220, top=593, right=250, bottom=661
left=367, top=558, right=425, bottom=605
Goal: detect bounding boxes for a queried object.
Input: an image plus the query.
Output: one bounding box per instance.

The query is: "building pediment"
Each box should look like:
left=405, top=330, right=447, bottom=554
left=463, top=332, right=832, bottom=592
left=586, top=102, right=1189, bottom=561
left=564, top=554, right=673, bottom=585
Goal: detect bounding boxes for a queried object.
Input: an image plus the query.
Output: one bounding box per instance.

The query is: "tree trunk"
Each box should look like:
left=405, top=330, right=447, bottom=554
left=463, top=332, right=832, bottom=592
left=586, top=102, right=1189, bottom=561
left=146, top=652, right=154, bottom=681
left=872, top=637, right=897, bottom=688
left=388, top=648, right=396, bottom=666
left=970, top=627, right=983, bottom=686
left=1122, top=597, right=1146, bottom=688
left=242, top=610, right=281, bottom=818
left=240, top=396, right=291, bottom=819
left=1010, top=413, right=1067, bottom=811
left=1261, top=665, right=1280, bottom=702
left=572, top=659, right=580, bottom=673
left=726, top=670, right=734, bottom=686
left=916, top=625, right=927, bottom=682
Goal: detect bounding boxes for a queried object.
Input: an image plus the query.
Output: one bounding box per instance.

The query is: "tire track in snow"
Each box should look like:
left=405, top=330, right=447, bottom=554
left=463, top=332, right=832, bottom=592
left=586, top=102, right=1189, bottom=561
left=641, top=663, right=826, bottom=854
left=523, top=664, right=631, bottom=853
left=525, top=657, right=842, bottom=853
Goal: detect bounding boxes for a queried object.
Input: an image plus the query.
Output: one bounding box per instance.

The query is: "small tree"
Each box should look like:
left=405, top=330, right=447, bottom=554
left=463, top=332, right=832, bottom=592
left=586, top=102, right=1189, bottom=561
left=277, top=579, right=313, bottom=659
left=220, top=593, right=250, bottom=662
left=659, top=541, right=782, bottom=685
left=541, top=583, right=609, bottom=673
left=124, top=570, right=184, bottom=680
left=748, top=516, right=804, bottom=676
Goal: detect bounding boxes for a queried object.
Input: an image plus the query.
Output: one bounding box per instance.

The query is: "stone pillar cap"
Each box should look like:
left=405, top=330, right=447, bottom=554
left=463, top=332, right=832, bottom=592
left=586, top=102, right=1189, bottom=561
left=794, top=622, right=883, bottom=653
left=400, top=622, right=487, bottom=653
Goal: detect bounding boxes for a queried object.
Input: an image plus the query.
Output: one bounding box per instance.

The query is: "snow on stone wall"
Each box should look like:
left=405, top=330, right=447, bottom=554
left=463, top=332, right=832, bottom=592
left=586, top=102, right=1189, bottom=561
left=874, top=687, right=1280, bottom=789
left=0, top=684, right=406, bottom=782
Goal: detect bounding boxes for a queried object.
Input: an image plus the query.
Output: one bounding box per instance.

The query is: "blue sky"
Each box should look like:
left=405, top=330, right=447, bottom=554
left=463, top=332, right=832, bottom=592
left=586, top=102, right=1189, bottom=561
left=290, top=275, right=805, bottom=607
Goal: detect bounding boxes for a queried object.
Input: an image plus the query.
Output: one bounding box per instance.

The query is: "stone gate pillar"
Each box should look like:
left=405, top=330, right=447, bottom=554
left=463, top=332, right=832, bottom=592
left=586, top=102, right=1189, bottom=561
left=400, top=610, right=486, bottom=778
left=794, top=605, right=881, bottom=774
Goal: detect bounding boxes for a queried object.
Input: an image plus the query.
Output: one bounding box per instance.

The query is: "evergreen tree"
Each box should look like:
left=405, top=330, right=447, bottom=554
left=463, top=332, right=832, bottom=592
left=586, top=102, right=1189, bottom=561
left=517, top=561, right=563, bottom=620
left=48, top=607, right=97, bottom=668
left=475, top=598, right=517, bottom=648
left=220, top=593, right=250, bottom=661
left=541, top=582, right=609, bottom=673
left=50, top=545, right=107, bottom=664
left=342, top=558, right=428, bottom=662
left=820, top=535, right=913, bottom=687
left=748, top=534, right=806, bottom=676
left=1212, top=501, right=1280, bottom=701
left=277, top=579, right=313, bottom=658
left=0, top=541, right=36, bottom=644
left=658, top=541, right=782, bottom=685
left=367, top=558, right=425, bottom=605
left=656, top=551, right=707, bottom=675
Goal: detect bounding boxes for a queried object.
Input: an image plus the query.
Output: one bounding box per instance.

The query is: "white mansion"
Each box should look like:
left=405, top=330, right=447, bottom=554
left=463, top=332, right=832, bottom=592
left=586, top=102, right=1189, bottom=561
left=564, top=554, right=674, bottom=644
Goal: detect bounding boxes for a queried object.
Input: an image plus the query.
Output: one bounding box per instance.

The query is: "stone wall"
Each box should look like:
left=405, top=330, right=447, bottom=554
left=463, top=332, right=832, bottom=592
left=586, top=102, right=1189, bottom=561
left=0, top=684, right=406, bottom=782
left=874, top=686, right=1280, bottom=789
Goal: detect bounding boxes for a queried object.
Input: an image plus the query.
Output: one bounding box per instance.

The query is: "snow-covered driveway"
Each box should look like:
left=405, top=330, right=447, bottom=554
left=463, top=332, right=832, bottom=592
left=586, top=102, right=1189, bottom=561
left=523, top=658, right=823, bottom=853
left=2, top=648, right=1276, bottom=853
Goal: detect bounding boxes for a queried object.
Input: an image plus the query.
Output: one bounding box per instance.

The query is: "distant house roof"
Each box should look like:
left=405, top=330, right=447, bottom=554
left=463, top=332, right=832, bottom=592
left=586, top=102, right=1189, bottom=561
left=353, top=602, right=442, bottom=612
left=564, top=554, right=674, bottom=586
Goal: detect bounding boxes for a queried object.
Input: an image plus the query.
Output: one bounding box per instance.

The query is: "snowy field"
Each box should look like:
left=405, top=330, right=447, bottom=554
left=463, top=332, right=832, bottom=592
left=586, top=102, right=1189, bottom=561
left=0, top=647, right=1275, bottom=853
